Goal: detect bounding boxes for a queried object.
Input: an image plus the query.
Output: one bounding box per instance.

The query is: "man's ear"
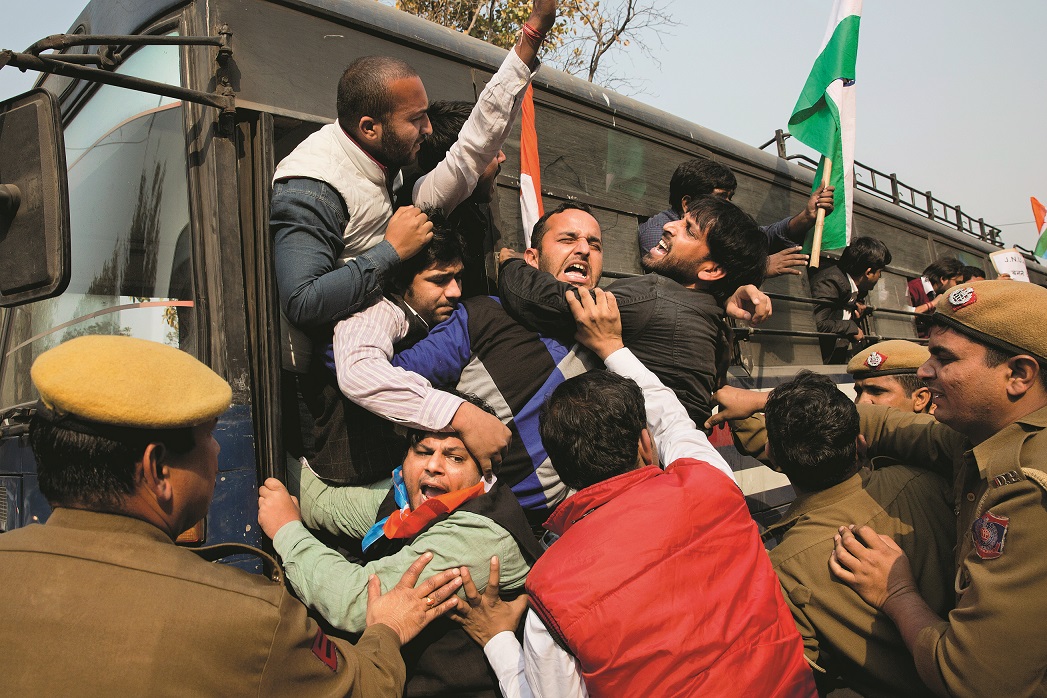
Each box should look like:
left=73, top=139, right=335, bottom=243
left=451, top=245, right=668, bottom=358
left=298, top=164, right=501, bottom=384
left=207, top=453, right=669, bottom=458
left=763, top=441, right=782, bottom=472
left=912, top=386, right=932, bottom=413
left=680, top=196, right=692, bottom=214
left=1005, top=355, right=1042, bottom=399
left=356, top=115, right=381, bottom=145
left=696, top=259, right=725, bottom=282
left=637, top=427, right=656, bottom=468
left=139, top=443, right=174, bottom=508
left=523, top=247, right=541, bottom=270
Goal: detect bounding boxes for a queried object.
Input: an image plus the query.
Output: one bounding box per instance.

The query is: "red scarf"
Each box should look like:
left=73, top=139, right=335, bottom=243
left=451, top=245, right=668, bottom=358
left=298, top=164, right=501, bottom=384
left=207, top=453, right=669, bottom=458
left=382, top=480, right=486, bottom=541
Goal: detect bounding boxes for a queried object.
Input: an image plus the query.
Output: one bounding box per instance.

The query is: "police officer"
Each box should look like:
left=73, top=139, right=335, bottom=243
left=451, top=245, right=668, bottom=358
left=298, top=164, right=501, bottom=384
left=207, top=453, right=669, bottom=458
left=830, top=280, right=1047, bottom=697
left=848, top=340, right=932, bottom=413
left=0, top=335, right=462, bottom=696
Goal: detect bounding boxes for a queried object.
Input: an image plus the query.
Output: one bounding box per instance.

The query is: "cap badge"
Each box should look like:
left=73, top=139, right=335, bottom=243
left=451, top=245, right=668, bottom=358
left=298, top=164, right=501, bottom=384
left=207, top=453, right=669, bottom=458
left=948, top=286, right=976, bottom=309
left=865, top=351, right=887, bottom=369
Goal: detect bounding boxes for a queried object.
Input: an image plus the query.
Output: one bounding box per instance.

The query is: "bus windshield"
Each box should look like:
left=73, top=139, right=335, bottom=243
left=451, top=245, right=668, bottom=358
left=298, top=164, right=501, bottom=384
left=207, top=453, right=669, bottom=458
left=0, top=39, right=196, bottom=408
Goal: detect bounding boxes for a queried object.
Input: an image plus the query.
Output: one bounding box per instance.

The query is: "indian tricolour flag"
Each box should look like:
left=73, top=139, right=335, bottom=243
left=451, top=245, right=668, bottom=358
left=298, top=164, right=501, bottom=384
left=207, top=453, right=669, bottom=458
left=1033, top=197, right=1047, bottom=258
left=788, top=0, right=862, bottom=252
left=519, top=84, right=544, bottom=248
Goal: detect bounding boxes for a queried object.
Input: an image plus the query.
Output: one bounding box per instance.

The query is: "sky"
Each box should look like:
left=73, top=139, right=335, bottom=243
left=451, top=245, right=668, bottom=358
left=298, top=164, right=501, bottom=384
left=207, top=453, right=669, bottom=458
left=3, top=0, right=1045, bottom=251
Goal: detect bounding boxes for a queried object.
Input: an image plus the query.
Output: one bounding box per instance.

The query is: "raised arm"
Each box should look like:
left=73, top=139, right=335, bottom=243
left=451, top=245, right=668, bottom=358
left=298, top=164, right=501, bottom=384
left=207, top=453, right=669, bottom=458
left=568, top=288, right=735, bottom=483
left=412, top=0, right=555, bottom=214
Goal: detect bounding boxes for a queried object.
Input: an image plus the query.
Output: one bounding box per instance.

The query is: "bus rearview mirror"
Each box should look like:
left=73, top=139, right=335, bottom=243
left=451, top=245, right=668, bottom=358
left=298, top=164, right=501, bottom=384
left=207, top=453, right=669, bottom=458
left=0, top=88, right=70, bottom=307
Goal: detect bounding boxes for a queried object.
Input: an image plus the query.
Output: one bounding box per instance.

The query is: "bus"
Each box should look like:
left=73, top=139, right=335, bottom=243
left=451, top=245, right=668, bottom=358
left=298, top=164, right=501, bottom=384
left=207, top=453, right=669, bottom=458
left=1, top=0, right=1037, bottom=544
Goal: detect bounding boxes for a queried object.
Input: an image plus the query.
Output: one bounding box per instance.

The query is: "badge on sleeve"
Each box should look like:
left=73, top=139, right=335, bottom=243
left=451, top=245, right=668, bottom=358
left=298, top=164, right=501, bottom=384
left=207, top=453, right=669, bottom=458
left=312, top=628, right=339, bottom=672
left=971, top=510, right=1008, bottom=559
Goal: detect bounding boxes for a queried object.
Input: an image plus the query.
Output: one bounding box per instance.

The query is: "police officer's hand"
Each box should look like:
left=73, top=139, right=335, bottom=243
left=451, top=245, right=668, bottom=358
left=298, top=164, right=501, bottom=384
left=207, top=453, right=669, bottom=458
left=704, top=385, right=769, bottom=430
left=725, top=284, right=772, bottom=325
left=450, top=402, right=511, bottom=479
left=366, top=552, right=463, bottom=646
left=765, top=247, right=809, bottom=278
left=829, top=524, right=919, bottom=610
left=452, top=556, right=530, bottom=648
left=258, top=478, right=302, bottom=540
left=567, top=287, right=623, bottom=360
left=385, top=206, right=433, bottom=261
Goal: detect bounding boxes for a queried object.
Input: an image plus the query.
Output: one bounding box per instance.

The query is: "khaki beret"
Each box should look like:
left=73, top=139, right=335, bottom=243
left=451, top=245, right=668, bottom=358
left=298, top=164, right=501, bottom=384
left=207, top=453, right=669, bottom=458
left=934, top=280, right=1047, bottom=363
left=847, top=340, right=930, bottom=377
left=31, top=335, right=232, bottom=429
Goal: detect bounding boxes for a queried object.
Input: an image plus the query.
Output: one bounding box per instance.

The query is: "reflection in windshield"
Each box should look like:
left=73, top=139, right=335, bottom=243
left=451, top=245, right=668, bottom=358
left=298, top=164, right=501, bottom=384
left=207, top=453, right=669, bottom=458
left=0, top=42, right=194, bottom=408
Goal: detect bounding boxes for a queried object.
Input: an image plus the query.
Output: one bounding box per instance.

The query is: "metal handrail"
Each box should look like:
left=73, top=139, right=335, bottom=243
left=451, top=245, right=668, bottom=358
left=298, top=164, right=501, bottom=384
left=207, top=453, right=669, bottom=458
left=761, top=130, right=1003, bottom=247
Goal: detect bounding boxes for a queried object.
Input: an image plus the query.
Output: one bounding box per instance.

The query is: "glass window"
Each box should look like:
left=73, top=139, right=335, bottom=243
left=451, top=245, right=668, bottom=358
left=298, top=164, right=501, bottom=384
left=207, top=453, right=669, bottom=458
left=1, top=40, right=194, bottom=408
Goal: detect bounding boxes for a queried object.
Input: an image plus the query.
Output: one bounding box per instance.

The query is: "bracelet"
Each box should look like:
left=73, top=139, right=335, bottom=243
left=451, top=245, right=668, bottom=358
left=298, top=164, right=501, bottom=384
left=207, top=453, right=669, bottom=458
left=521, top=22, right=547, bottom=42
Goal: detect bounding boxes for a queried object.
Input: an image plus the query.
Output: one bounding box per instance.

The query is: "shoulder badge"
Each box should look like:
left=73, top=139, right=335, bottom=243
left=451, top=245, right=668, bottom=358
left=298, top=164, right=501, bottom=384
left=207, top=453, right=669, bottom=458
left=972, top=510, right=1008, bottom=560
left=948, top=286, right=976, bottom=309
left=312, top=628, right=339, bottom=672
left=865, top=351, right=887, bottom=369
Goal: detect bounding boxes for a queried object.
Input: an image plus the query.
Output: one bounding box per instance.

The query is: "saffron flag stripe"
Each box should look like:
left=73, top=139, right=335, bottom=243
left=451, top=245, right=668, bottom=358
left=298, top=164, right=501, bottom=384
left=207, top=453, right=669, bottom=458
left=788, top=0, right=862, bottom=252
left=1032, top=197, right=1047, bottom=258
left=520, top=83, right=543, bottom=248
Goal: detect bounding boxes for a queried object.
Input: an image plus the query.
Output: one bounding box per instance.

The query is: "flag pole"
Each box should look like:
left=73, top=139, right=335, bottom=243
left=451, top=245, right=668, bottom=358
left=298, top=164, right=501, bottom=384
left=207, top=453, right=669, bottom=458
left=809, top=156, right=833, bottom=269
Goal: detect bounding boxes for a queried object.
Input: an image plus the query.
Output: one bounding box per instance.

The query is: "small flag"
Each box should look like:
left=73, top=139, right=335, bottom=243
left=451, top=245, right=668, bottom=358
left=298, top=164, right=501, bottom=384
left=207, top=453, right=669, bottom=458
left=788, top=0, right=862, bottom=252
left=1033, top=197, right=1047, bottom=258
left=519, top=84, right=544, bottom=248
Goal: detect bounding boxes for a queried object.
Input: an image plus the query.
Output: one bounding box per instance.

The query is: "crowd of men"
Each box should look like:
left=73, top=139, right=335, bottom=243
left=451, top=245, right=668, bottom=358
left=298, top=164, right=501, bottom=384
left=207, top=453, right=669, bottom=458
left=2, top=0, right=1045, bottom=695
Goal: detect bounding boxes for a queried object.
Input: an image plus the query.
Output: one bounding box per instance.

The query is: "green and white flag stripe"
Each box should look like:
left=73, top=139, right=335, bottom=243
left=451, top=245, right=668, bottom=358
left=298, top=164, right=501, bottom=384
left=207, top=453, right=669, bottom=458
left=788, top=0, right=862, bottom=252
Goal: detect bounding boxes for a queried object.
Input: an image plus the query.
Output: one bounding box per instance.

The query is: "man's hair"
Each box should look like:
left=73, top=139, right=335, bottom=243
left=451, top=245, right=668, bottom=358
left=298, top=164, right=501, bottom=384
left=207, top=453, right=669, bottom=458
left=416, top=100, right=471, bottom=174
left=839, top=236, right=892, bottom=278
left=337, top=56, right=419, bottom=132
left=960, top=265, right=986, bottom=282
left=668, top=157, right=737, bottom=214
left=29, top=418, right=196, bottom=509
left=687, top=196, right=768, bottom=300
left=529, top=201, right=595, bottom=251
left=922, top=257, right=964, bottom=284
left=893, top=373, right=928, bottom=398
left=764, top=371, right=858, bottom=492
left=539, top=371, right=646, bottom=491
left=390, top=209, right=465, bottom=293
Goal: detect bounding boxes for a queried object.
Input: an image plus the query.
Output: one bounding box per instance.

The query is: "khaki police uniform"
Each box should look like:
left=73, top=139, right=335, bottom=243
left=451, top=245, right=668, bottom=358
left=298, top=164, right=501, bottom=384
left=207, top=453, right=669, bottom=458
left=733, top=414, right=953, bottom=697
left=0, top=335, right=408, bottom=696
left=0, top=508, right=405, bottom=696
left=854, top=281, right=1047, bottom=696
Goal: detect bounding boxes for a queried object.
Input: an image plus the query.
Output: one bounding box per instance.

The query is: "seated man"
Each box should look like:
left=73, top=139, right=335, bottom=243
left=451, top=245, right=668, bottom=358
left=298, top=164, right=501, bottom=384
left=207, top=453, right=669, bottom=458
left=500, top=195, right=770, bottom=426
left=637, top=155, right=835, bottom=277
left=467, top=289, right=813, bottom=697
left=0, top=335, right=462, bottom=696
left=336, top=202, right=605, bottom=521
left=729, top=372, right=954, bottom=697
left=810, top=236, right=892, bottom=364
left=257, top=391, right=543, bottom=698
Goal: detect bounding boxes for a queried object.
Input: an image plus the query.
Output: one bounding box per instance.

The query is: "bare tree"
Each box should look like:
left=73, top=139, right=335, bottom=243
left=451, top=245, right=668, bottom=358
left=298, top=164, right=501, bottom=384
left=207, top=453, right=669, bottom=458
left=379, top=0, right=675, bottom=90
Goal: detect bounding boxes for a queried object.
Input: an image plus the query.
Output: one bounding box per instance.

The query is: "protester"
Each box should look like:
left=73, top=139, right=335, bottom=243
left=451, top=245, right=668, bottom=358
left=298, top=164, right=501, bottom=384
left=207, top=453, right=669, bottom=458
left=637, top=155, right=835, bottom=277
left=335, top=202, right=604, bottom=521
left=907, top=257, right=964, bottom=336
left=0, top=335, right=462, bottom=696
left=408, top=100, right=505, bottom=296
left=713, top=371, right=953, bottom=697
left=464, top=288, right=813, bottom=697
left=258, top=392, right=542, bottom=697
left=810, top=236, right=892, bottom=364
left=500, top=195, right=771, bottom=426
left=830, top=280, right=1047, bottom=696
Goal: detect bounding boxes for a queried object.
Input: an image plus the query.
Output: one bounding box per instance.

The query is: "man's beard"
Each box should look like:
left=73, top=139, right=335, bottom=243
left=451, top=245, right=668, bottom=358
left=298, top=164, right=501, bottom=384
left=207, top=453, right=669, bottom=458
left=380, top=129, right=418, bottom=170
left=641, top=250, right=697, bottom=285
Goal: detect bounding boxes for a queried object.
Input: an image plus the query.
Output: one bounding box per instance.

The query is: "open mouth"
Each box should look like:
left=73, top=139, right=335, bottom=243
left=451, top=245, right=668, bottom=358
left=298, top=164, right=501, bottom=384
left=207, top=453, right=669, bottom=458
left=562, top=262, right=590, bottom=286
left=648, top=238, right=670, bottom=258
left=419, top=483, right=447, bottom=502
